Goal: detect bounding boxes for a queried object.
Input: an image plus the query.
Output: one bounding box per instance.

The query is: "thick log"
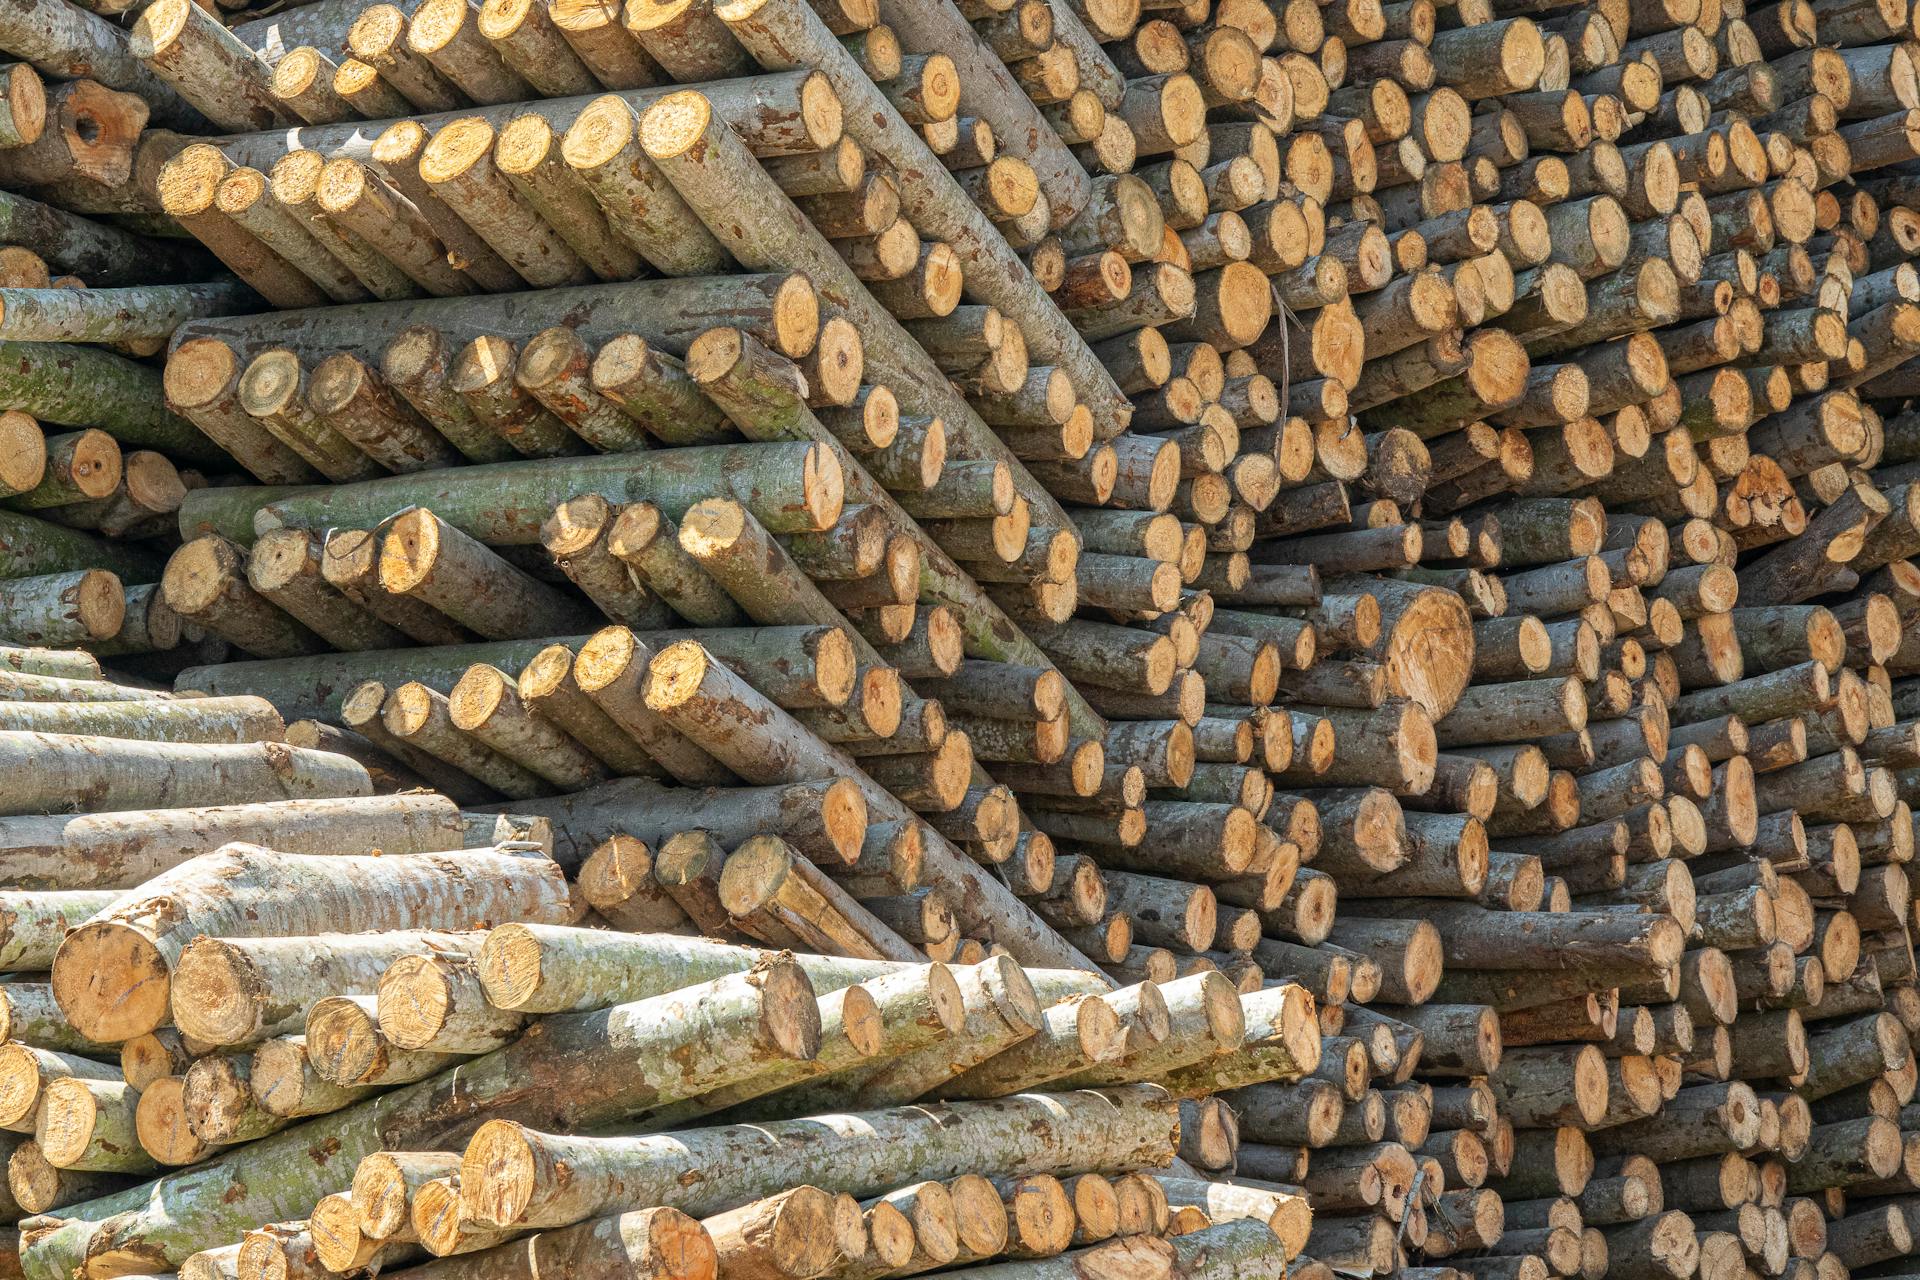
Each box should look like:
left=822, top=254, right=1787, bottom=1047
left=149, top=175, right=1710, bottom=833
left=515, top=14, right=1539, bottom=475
left=0, top=733, right=370, bottom=826
left=193, top=442, right=842, bottom=552
left=131, top=0, right=288, bottom=132
left=0, top=284, right=253, bottom=348
left=0, top=192, right=208, bottom=284
left=0, top=342, right=223, bottom=467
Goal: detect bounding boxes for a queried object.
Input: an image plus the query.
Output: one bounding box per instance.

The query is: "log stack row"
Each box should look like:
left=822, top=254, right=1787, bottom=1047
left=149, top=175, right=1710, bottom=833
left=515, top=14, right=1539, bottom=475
left=0, top=0, right=1915, bottom=1269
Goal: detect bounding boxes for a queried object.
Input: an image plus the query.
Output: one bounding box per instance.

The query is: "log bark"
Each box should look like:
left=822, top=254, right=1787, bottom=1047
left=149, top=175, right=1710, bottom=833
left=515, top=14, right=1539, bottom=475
left=0, top=284, right=253, bottom=348
left=0, top=733, right=370, bottom=827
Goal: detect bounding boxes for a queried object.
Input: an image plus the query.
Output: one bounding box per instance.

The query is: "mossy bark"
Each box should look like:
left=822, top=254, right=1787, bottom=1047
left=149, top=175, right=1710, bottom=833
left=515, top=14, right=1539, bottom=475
left=0, top=343, right=227, bottom=465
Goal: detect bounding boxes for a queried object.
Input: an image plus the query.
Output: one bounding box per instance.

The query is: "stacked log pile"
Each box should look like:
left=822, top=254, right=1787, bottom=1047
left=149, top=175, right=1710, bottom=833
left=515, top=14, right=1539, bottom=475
left=0, top=0, right=1916, bottom=1269
left=0, top=653, right=1322, bottom=1280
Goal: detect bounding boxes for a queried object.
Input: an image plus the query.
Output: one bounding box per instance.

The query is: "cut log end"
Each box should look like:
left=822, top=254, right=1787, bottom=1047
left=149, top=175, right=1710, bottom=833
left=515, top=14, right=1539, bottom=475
left=460, top=1120, right=545, bottom=1226
left=52, top=920, right=170, bottom=1043
left=378, top=508, right=446, bottom=597
left=170, top=938, right=266, bottom=1046
left=420, top=116, right=499, bottom=185
left=133, top=1075, right=209, bottom=1167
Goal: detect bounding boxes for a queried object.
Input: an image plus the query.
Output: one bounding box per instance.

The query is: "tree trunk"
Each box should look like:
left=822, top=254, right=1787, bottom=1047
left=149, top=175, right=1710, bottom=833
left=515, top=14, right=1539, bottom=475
left=0, top=191, right=209, bottom=284
left=0, top=732, right=368, bottom=823
left=129, top=0, right=288, bottom=130
left=376, top=950, right=522, bottom=1054
left=0, top=284, right=253, bottom=347
left=718, top=835, right=922, bottom=962
left=0, top=342, right=226, bottom=466
left=195, top=440, right=843, bottom=550
left=476, top=922, right=920, bottom=1014
left=927, top=991, right=1125, bottom=1097
left=378, top=1208, right=712, bottom=1280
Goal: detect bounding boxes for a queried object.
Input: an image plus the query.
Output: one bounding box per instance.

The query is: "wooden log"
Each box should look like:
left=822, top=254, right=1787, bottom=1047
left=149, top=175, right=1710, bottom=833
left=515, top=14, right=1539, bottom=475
left=36, top=1077, right=151, bottom=1173
left=51, top=843, right=564, bottom=1042
left=718, top=834, right=921, bottom=962
left=455, top=1083, right=1177, bottom=1233
left=172, top=931, right=482, bottom=1047
left=0, top=341, right=225, bottom=467
left=0, top=191, right=208, bottom=284
left=645, top=963, right=964, bottom=1126
left=131, top=0, right=288, bottom=132
left=0, top=793, right=464, bottom=890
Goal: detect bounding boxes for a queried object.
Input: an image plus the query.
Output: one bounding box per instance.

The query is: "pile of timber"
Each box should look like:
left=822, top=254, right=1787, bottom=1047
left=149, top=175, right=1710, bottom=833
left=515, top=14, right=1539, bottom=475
left=0, top=651, right=1322, bottom=1280
left=0, top=0, right=1915, bottom=1270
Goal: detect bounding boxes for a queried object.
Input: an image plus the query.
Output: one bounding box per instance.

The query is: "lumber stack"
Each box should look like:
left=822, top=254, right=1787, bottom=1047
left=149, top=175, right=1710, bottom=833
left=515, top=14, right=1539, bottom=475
left=0, top=653, right=1322, bottom=1280
left=0, top=0, right=1915, bottom=1269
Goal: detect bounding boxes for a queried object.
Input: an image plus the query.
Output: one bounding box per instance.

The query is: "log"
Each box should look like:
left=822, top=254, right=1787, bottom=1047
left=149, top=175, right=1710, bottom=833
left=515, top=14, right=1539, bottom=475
left=52, top=843, right=566, bottom=1042
left=173, top=931, right=484, bottom=1047
left=0, top=191, right=209, bottom=284
left=201, top=441, right=843, bottom=548
left=0, top=284, right=254, bottom=348
left=457, top=1083, right=1177, bottom=1231
left=130, top=0, right=289, bottom=132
